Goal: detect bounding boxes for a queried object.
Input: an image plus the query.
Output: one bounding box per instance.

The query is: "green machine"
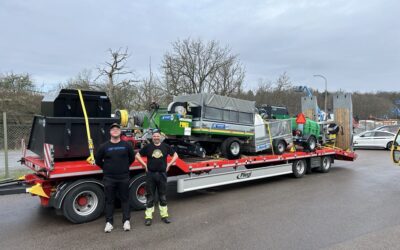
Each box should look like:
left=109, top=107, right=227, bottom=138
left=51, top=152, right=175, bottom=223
left=140, top=94, right=294, bottom=159
left=142, top=107, right=193, bottom=137
left=290, top=115, right=320, bottom=151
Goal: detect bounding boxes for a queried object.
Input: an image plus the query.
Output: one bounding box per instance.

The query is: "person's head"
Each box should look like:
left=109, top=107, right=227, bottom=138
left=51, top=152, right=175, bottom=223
left=151, top=129, right=161, bottom=145
left=109, top=123, right=121, bottom=139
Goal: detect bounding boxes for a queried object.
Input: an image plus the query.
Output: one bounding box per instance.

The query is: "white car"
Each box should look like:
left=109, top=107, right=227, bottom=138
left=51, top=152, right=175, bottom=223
left=353, top=130, right=395, bottom=150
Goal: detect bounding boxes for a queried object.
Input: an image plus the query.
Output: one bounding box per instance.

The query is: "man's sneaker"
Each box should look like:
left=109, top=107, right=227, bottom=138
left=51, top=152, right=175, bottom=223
left=123, top=220, right=131, bottom=231
left=145, top=219, right=152, bottom=226
left=161, top=217, right=171, bottom=224
left=104, top=222, right=113, bottom=233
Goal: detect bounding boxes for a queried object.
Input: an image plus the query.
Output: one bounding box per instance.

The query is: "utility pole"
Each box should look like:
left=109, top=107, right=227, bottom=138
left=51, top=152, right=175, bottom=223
left=313, top=75, right=328, bottom=121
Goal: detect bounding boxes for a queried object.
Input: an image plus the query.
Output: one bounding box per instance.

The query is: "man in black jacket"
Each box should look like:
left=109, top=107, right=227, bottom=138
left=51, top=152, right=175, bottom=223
left=135, top=130, right=178, bottom=226
left=95, top=123, right=134, bottom=233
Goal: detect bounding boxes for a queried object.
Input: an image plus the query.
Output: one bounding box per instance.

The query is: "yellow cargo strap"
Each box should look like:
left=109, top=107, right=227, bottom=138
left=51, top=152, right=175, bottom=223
left=77, top=89, right=95, bottom=165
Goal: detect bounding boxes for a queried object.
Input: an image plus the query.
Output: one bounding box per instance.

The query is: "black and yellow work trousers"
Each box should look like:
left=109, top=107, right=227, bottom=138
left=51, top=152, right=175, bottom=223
left=145, top=171, right=169, bottom=219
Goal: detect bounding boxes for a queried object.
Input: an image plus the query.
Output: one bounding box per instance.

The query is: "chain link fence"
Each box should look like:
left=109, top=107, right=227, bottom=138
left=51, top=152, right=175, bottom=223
left=0, top=124, right=31, bottom=150
left=1, top=115, right=32, bottom=175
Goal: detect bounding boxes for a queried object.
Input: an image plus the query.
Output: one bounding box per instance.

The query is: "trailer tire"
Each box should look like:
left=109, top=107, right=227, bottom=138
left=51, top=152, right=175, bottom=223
left=129, top=173, right=147, bottom=210
left=273, top=140, right=287, bottom=155
left=221, top=137, right=241, bottom=159
left=292, top=159, right=306, bottom=178
left=318, top=156, right=332, bottom=173
left=62, top=183, right=105, bottom=224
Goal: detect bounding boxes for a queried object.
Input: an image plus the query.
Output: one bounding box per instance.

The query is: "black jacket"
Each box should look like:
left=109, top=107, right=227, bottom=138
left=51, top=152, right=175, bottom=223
left=95, top=140, right=134, bottom=179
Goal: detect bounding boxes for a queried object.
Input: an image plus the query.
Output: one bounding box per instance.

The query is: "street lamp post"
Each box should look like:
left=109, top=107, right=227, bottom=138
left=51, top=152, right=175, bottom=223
left=313, top=74, right=328, bottom=121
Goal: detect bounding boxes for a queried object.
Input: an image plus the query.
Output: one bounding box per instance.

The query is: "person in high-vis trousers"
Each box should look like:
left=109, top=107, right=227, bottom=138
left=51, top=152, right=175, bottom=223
left=135, top=130, right=178, bottom=226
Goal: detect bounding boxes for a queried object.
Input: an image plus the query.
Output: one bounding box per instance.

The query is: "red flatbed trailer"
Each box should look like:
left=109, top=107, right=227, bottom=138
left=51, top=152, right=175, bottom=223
left=21, top=147, right=356, bottom=223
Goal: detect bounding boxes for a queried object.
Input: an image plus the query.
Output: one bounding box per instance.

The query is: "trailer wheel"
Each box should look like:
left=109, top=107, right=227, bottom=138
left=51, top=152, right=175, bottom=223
left=221, top=137, right=241, bottom=159
left=304, top=135, right=317, bottom=152
left=318, top=156, right=332, bottom=173
left=62, top=183, right=105, bottom=224
left=292, top=159, right=306, bottom=178
left=129, top=174, right=147, bottom=210
left=273, top=140, right=287, bottom=155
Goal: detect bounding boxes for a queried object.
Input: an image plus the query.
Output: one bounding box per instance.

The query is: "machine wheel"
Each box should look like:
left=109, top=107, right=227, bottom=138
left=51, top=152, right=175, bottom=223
left=129, top=173, right=147, bottom=210
left=387, top=141, right=393, bottom=150
left=273, top=140, right=287, bottom=155
left=221, top=137, right=241, bottom=159
left=318, top=156, right=332, bottom=173
left=62, top=183, right=105, bottom=224
left=292, top=159, right=306, bottom=178
left=304, top=135, right=317, bottom=152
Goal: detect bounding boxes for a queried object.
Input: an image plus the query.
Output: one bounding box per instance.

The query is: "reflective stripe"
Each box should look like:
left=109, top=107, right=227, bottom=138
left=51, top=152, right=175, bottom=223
left=145, top=206, right=154, bottom=219
left=159, top=205, right=169, bottom=218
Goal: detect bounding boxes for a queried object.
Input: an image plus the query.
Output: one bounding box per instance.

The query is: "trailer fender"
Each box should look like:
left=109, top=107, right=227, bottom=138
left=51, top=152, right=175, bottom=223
left=52, top=179, right=103, bottom=209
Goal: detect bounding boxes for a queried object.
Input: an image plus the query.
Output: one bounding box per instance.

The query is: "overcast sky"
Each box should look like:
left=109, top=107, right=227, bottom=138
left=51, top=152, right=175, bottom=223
left=0, top=0, right=399, bottom=92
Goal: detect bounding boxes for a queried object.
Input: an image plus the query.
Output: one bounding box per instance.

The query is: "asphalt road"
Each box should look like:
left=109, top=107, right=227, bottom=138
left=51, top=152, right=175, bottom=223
left=1, top=150, right=400, bottom=250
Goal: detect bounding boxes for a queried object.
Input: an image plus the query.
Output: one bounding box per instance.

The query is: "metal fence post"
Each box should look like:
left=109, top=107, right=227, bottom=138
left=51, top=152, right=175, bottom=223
left=3, top=112, right=9, bottom=178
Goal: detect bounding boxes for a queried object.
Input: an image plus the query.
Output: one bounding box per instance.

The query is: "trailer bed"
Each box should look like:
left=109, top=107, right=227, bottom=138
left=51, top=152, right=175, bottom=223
left=23, top=147, right=356, bottom=180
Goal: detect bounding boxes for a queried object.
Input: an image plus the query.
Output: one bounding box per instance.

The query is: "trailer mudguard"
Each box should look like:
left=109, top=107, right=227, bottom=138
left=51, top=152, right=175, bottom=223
left=51, top=178, right=104, bottom=209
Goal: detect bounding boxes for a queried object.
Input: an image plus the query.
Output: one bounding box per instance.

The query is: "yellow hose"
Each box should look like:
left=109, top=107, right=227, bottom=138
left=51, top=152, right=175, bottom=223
left=77, top=89, right=95, bottom=165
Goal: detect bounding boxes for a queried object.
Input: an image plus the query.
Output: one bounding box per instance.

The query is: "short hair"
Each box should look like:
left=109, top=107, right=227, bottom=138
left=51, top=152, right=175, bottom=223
left=152, top=129, right=161, bottom=135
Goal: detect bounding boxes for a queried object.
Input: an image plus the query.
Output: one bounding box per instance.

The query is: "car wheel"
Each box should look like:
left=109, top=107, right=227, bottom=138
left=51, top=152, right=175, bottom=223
left=387, top=141, right=393, bottom=150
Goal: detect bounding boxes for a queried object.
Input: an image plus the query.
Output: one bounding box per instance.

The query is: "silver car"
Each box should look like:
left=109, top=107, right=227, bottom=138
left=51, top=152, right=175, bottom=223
left=353, top=130, right=395, bottom=150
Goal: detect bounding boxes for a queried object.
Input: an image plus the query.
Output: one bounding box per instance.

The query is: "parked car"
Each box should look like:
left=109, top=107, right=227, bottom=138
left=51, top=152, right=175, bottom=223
left=353, top=130, right=395, bottom=150
left=374, top=125, right=400, bottom=134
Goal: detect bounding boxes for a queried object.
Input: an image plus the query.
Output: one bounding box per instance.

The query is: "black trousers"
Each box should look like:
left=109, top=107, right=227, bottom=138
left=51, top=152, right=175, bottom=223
left=104, top=176, right=130, bottom=224
left=145, top=172, right=168, bottom=208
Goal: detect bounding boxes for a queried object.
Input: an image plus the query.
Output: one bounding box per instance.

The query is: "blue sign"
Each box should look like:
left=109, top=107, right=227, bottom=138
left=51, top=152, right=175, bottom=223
left=212, top=123, right=226, bottom=129
left=161, top=115, right=174, bottom=121
left=256, top=144, right=268, bottom=150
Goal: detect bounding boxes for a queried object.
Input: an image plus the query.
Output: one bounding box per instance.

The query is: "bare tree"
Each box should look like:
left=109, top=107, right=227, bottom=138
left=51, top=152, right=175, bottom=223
left=61, top=69, right=96, bottom=90
left=96, top=48, right=138, bottom=110
left=0, top=72, right=35, bottom=93
left=162, top=38, right=245, bottom=97
left=275, top=72, right=292, bottom=91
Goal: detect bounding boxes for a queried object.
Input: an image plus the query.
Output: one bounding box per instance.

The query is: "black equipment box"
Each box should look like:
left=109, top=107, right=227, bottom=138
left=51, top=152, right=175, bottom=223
left=28, top=89, right=119, bottom=160
left=41, top=89, right=112, bottom=118
left=28, top=116, right=119, bottom=160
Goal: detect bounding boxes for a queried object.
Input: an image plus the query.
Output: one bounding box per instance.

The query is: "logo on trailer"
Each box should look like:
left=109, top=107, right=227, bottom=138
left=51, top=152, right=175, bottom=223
left=256, top=144, right=267, bottom=150
left=237, top=172, right=252, bottom=179
left=212, top=123, right=227, bottom=129
left=161, top=115, right=174, bottom=121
